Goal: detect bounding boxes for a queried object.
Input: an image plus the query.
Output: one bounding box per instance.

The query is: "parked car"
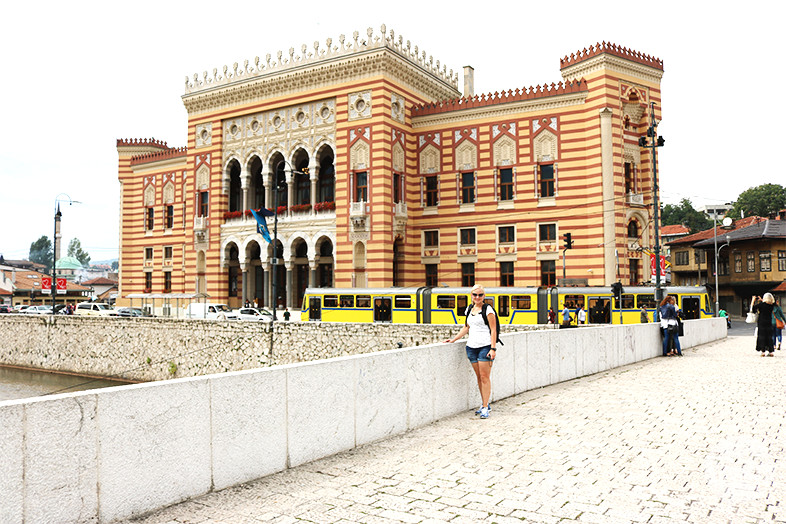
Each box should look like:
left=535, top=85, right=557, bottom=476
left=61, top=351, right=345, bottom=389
left=24, top=305, right=53, bottom=315
left=233, top=307, right=273, bottom=321
left=0, top=304, right=14, bottom=313
left=14, top=305, right=30, bottom=313
left=184, top=303, right=236, bottom=320
left=75, top=302, right=118, bottom=317
left=116, top=307, right=145, bottom=317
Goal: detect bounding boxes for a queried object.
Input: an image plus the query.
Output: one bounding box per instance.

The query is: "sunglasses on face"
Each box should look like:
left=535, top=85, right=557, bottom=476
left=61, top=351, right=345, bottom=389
left=472, top=293, right=484, bottom=297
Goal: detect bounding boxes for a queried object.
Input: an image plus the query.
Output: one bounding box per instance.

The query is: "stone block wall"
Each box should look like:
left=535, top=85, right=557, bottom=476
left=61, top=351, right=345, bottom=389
left=0, top=316, right=540, bottom=382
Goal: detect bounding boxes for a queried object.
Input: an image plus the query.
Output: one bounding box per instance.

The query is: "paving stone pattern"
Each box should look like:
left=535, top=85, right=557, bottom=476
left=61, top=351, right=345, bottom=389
left=127, top=330, right=784, bottom=523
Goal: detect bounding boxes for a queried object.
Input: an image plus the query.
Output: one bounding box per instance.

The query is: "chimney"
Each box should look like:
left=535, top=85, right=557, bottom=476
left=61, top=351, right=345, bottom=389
left=463, top=65, right=474, bottom=98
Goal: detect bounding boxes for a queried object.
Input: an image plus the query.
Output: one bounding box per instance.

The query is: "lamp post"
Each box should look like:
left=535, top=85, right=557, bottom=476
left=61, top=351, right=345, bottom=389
left=638, top=102, right=665, bottom=317
left=711, top=212, right=732, bottom=316
left=52, top=194, right=80, bottom=316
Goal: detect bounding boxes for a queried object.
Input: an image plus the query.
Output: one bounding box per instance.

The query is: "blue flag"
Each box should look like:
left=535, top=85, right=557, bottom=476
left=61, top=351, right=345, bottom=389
left=250, top=208, right=273, bottom=243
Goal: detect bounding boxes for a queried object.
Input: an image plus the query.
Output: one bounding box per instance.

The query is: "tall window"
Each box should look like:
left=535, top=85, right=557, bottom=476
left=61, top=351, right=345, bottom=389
left=393, top=173, right=402, bottom=203
left=630, top=259, right=640, bottom=285
left=694, top=251, right=706, bottom=264
left=675, top=251, right=689, bottom=266
left=164, top=246, right=173, bottom=260
left=461, top=263, right=475, bottom=287
left=355, top=171, right=367, bottom=202
left=500, top=261, right=514, bottom=287
left=627, top=221, right=639, bottom=239
left=747, top=251, right=755, bottom=272
left=460, top=172, right=475, bottom=204
left=498, top=225, right=515, bottom=244
left=460, top=228, right=476, bottom=246
left=760, top=251, right=772, bottom=272
left=165, top=205, right=174, bottom=229
left=145, top=247, right=153, bottom=261
left=228, top=266, right=238, bottom=297
left=539, top=223, right=556, bottom=241
left=425, top=264, right=438, bottom=287
left=541, top=260, right=556, bottom=286
left=144, top=272, right=152, bottom=292
left=499, top=168, right=513, bottom=200
left=424, top=230, right=439, bottom=248
left=779, top=250, right=786, bottom=271
left=164, top=272, right=172, bottom=293
left=199, top=191, right=209, bottom=217
left=145, top=207, right=154, bottom=230
left=624, top=162, right=635, bottom=194
left=296, top=171, right=310, bottom=205
left=538, top=164, right=555, bottom=197
left=319, top=163, right=335, bottom=202
left=734, top=252, right=742, bottom=273
left=719, top=256, right=729, bottom=276
left=425, top=175, right=438, bottom=207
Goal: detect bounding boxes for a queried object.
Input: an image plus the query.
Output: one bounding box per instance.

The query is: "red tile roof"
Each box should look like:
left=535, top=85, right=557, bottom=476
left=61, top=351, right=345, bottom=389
left=81, top=277, right=118, bottom=286
left=666, top=216, right=766, bottom=246
left=661, top=225, right=690, bottom=236
left=0, top=269, right=90, bottom=292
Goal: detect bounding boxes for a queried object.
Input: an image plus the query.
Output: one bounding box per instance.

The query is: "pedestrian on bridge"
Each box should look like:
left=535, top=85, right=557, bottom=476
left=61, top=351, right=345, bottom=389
left=445, top=284, right=497, bottom=419
left=752, top=294, right=776, bottom=356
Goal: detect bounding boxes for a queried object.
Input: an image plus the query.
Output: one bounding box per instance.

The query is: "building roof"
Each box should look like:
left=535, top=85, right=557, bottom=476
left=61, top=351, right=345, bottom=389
left=0, top=269, right=90, bottom=292
left=1, top=259, right=47, bottom=271
left=661, top=225, right=690, bottom=237
left=81, top=277, right=118, bottom=286
left=667, top=217, right=766, bottom=246
left=770, top=281, right=786, bottom=293
left=692, top=218, right=786, bottom=248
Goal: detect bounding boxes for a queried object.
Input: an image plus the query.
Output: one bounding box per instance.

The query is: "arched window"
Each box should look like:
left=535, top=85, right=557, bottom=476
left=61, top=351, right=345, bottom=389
left=627, top=220, right=639, bottom=239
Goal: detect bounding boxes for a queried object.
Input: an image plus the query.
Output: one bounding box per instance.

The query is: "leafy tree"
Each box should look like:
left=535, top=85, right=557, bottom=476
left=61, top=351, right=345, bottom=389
left=67, top=238, right=91, bottom=266
left=111, top=260, right=119, bottom=271
left=29, top=236, right=53, bottom=272
left=728, top=183, right=786, bottom=219
left=660, top=198, right=713, bottom=233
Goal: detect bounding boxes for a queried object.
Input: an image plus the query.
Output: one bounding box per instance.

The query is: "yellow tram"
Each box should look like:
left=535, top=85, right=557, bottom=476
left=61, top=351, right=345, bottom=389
left=301, top=286, right=712, bottom=325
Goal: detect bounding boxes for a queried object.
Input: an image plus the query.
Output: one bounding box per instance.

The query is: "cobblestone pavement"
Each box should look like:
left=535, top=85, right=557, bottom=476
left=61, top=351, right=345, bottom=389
left=128, top=327, right=785, bottom=523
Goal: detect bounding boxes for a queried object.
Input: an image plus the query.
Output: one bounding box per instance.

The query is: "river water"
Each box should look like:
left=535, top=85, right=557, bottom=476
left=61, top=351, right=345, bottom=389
left=0, top=366, right=132, bottom=402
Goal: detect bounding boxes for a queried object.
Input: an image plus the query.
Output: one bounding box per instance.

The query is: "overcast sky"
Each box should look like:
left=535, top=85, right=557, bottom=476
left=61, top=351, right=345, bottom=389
left=1, top=1, right=780, bottom=262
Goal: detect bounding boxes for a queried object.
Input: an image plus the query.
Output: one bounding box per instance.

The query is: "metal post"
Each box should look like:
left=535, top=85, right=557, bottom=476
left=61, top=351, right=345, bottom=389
left=713, top=213, right=719, bottom=317
left=52, top=204, right=60, bottom=315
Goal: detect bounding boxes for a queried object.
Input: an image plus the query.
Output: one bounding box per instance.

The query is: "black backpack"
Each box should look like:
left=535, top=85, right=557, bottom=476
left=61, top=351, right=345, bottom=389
left=464, top=303, right=504, bottom=346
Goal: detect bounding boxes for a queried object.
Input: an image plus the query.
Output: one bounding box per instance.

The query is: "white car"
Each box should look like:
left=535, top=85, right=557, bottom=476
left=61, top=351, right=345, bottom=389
left=233, top=307, right=273, bottom=321
left=24, top=305, right=53, bottom=314
left=75, top=302, right=118, bottom=316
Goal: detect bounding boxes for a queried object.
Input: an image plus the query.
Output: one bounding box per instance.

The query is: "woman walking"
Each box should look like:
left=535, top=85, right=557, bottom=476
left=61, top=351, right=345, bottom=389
left=773, top=298, right=785, bottom=351
left=752, top=294, right=776, bottom=356
left=445, top=284, right=498, bottom=419
left=659, top=295, right=681, bottom=356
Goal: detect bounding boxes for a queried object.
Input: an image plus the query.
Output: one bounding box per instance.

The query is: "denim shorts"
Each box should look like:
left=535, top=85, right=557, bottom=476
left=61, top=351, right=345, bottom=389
left=466, top=345, right=492, bottom=363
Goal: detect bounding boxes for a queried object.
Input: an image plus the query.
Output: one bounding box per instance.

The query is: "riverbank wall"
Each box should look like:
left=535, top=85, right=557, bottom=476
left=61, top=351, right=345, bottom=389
left=0, top=318, right=726, bottom=523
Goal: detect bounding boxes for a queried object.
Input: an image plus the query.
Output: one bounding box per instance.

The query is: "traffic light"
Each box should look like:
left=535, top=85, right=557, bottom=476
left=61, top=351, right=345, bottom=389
left=611, top=281, right=624, bottom=300
left=638, top=136, right=648, bottom=147
left=563, top=232, right=573, bottom=250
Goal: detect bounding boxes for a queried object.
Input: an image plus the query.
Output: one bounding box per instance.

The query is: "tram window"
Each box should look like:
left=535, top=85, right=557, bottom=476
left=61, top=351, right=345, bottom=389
left=356, top=295, right=371, bottom=308
left=324, top=295, right=338, bottom=307
left=512, top=295, right=531, bottom=309
left=637, top=294, right=657, bottom=309
left=457, top=295, right=468, bottom=317
left=340, top=295, right=354, bottom=308
left=497, top=295, right=510, bottom=317
left=395, top=296, right=411, bottom=308
left=563, top=294, right=584, bottom=308
left=615, top=294, right=635, bottom=309
left=437, top=295, right=455, bottom=309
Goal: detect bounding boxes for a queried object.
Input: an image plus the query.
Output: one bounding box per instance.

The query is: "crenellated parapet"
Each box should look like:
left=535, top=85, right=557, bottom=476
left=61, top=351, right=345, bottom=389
left=184, top=24, right=458, bottom=95
left=130, top=146, right=188, bottom=166
left=411, top=80, right=588, bottom=117
left=560, top=41, right=663, bottom=71
left=116, top=138, right=170, bottom=149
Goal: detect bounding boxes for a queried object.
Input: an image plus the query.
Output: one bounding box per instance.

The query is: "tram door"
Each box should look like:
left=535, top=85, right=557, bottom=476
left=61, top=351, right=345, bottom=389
left=682, top=295, right=701, bottom=319
left=374, top=296, right=392, bottom=322
left=308, top=297, right=321, bottom=321
left=587, top=297, right=612, bottom=324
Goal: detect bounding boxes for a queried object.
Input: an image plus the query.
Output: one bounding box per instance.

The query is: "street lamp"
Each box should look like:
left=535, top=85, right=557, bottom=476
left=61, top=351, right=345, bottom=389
left=638, top=102, right=665, bottom=317
left=711, top=212, right=733, bottom=316
left=52, top=194, right=81, bottom=316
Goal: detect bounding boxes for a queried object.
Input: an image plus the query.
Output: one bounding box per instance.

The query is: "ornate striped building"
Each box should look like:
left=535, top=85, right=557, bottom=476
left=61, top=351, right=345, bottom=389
left=116, top=26, right=664, bottom=311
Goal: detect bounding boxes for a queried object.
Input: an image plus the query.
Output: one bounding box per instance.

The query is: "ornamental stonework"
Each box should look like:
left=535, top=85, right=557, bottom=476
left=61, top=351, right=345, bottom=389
left=348, top=90, right=372, bottom=121
left=195, top=123, right=212, bottom=148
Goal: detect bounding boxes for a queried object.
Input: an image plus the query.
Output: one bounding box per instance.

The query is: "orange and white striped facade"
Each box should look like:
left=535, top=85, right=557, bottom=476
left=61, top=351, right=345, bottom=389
left=116, top=27, right=664, bottom=310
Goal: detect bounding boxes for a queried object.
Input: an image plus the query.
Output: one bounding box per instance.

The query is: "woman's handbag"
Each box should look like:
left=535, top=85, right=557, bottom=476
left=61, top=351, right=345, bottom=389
left=777, top=317, right=785, bottom=330
left=746, top=309, right=758, bottom=324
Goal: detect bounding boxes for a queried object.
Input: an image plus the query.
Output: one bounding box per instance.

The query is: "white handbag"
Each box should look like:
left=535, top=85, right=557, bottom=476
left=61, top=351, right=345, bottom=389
left=746, top=306, right=758, bottom=324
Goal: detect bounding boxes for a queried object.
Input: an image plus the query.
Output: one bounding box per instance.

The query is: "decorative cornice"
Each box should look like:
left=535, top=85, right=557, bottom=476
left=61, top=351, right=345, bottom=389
left=560, top=42, right=663, bottom=72
left=412, top=89, right=588, bottom=129
left=185, top=25, right=456, bottom=95
left=561, top=53, right=664, bottom=85
left=183, top=50, right=460, bottom=116
left=130, top=147, right=188, bottom=166
left=411, top=80, right=587, bottom=117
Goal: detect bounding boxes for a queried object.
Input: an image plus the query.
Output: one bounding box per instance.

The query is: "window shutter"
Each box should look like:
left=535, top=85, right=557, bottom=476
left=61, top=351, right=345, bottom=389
left=437, top=176, right=440, bottom=206
left=456, top=173, right=460, bottom=204
left=493, top=168, right=498, bottom=200
left=474, top=172, right=478, bottom=203
left=554, top=163, right=559, bottom=197
left=512, top=167, right=517, bottom=200
left=420, top=177, right=424, bottom=207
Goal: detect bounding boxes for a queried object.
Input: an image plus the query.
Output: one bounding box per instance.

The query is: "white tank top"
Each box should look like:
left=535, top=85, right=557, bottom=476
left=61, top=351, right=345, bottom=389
left=466, top=307, right=492, bottom=348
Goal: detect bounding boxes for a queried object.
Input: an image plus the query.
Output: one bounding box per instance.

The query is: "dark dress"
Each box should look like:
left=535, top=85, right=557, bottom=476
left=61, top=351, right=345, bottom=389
left=753, top=301, right=775, bottom=353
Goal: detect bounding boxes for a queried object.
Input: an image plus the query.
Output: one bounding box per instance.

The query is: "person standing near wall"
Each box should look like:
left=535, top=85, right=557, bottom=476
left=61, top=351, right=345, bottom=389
left=753, top=294, right=776, bottom=356
left=577, top=305, right=586, bottom=325
left=659, top=295, right=680, bottom=356
left=562, top=304, right=572, bottom=327
left=640, top=306, right=649, bottom=323
left=445, top=284, right=497, bottom=419
left=773, top=298, right=785, bottom=350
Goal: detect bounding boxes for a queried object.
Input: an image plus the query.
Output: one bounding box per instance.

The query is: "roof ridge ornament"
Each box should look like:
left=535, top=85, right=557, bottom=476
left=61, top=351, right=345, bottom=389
left=184, top=24, right=459, bottom=95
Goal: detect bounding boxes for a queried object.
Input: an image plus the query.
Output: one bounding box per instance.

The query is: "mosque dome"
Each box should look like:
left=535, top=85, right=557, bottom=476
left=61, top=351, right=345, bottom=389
left=55, top=256, right=84, bottom=270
